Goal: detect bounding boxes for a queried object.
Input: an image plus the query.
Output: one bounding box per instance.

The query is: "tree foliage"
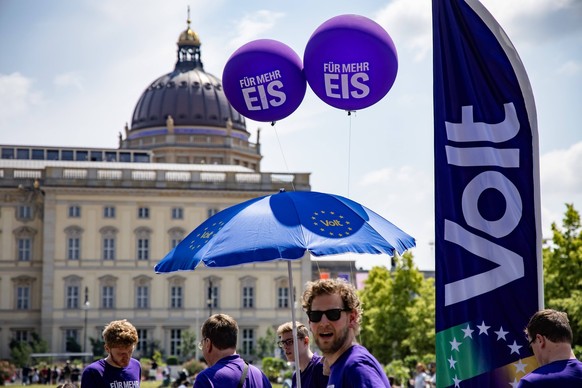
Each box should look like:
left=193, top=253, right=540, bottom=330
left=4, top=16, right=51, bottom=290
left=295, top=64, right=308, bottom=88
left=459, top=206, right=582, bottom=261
left=9, top=332, right=48, bottom=368
left=543, top=203, right=582, bottom=350
left=179, top=329, right=198, bottom=361
left=256, top=326, right=277, bottom=360
left=359, top=251, right=435, bottom=365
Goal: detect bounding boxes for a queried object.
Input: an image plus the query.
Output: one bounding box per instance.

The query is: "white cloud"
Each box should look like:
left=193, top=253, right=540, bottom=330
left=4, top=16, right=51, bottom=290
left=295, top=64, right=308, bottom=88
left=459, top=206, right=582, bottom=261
left=54, top=72, right=85, bottom=91
left=229, top=10, right=285, bottom=49
left=540, top=141, right=582, bottom=194
left=557, top=60, right=582, bottom=76
left=0, top=72, right=43, bottom=124
left=374, top=0, right=432, bottom=62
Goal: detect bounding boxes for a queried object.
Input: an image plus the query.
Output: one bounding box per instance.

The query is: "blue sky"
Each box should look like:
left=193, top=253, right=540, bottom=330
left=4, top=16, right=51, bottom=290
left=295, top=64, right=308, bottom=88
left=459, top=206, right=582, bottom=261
left=1, top=0, right=581, bottom=270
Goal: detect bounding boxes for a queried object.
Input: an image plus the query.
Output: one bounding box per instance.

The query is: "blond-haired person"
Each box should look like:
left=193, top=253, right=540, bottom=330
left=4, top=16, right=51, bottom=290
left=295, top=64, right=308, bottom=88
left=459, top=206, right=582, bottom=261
left=276, top=321, right=328, bottom=388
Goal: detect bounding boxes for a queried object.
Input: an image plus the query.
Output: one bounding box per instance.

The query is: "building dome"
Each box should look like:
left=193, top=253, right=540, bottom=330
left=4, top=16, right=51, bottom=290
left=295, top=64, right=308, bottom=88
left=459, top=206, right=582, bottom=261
left=121, top=12, right=261, bottom=170
left=130, top=17, right=246, bottom=132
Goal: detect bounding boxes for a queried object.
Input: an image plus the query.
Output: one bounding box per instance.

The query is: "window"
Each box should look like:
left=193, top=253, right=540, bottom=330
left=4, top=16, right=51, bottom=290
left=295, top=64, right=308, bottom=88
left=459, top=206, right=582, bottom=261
left=207, top=280, right=218, bottom=311
left=103, top=206, right=116, bottom=218
left=241, top=277, right=256, bottom=309
left=13, top=330, right=29, bottom=342
left=102, top=286, right=115, bottom=309
left=76, top=151, right=88, bottom=161
left=17, top=237, right=32, bottom=261
left=168, top=228, right=185, bottom=250
left=136, top=286, right=149, bottom=309
left=17, top=148, right=30, bottom=159
left=277, top=286, right=289, bottom=308
left=170, top=329, right=182, bottom=356
left=137, top=329, right=149, bottom=354
left=66, top=286, right=79, bottom=309
left=17, top=205, right=33, bottom=220
left=16, top=286, right=30, bottom=309
left=68, top=205, right=81, bottom=218
left=137, top=238, right=149, bottom=260
left=32, top=149, right=44, bottom=160
left=65, top=226, right=83, bottom=261
left=241, top=328, right=254, bottom=356
left=171, top=207, right=183, bottom=219
left=242, top=285, right=254, bottom=308
left=101, top=227, right=117, bottom=261
left=68, top=237, right=80, bottom=260
left=47, top=150, right=59, bottom=160
left=62, top=150, right=74, bottom=160
left=170, top=286, right=183, bottom=309
left=103, top=237, right=115, bottom=260
left=138, top=207, right=149, bottom=219
left=207, top=208, right=219, bottom=218
left=135, top=227, right=152, bottom=261
left=64, top=329, right=79, bottom=351
left=1, top=148, right=14, bottom=159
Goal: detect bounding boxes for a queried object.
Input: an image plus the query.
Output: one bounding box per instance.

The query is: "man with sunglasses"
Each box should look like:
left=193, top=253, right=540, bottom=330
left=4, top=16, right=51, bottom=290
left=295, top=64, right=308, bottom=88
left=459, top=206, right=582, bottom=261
left=276, top=321, right=328, bottom=388
left=194, top=313, right=272, bottom=387
left=302, top=278, right=391, bottom=387
left=518, top=309, right=582, bottom=387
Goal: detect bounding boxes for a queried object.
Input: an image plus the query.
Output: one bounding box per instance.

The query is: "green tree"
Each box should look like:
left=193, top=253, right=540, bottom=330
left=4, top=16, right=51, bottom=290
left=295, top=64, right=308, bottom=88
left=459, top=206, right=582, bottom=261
left=359, top=251, right=435, bottom=365
left=9, top=332, right=48, bottom=367
left=180, top=330, right=198, bottom=361
left=255, top=326, right=277, bottom=359
left=543, top=203, right=582, bottom=350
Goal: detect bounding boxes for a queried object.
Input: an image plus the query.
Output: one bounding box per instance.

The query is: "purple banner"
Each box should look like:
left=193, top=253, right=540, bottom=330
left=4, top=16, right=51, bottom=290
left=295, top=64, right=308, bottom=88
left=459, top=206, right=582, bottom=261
left=433, top=0, right=542, bottom=386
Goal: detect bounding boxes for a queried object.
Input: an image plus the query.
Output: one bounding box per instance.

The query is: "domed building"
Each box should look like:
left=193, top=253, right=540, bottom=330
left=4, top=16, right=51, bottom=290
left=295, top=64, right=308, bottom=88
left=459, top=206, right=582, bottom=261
left=0, top=15, right=315, bottom=363
left=122, top=16, right=261, bottom=170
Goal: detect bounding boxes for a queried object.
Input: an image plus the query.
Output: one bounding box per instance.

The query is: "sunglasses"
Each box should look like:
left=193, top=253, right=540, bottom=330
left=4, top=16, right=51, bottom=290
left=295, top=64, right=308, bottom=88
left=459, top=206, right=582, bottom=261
left=307, top=308, right=351, bottom=322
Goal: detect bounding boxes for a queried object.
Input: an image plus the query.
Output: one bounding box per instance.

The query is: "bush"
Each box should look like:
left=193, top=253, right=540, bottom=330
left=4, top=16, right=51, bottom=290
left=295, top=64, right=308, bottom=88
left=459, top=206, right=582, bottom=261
left=166, top=356, right=179, bottom=366
left=261, top=357, right=287, bottom=382
left=182, top=359, right=206, bottom=377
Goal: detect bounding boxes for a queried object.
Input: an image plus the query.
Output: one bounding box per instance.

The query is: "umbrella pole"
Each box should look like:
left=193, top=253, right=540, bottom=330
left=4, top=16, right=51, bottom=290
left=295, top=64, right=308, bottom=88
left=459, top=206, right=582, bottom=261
left=287, top=260, right=302, bottom=388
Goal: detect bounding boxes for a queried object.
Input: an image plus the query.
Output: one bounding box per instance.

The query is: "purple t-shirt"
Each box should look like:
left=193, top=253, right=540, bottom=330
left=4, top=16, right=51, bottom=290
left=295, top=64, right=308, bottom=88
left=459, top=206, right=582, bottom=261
left=193, top=354, right=272, bottom=388
left=518, top=358, right=582, bottom=387
left=327, top=344, right=391, bottom=388
left=80, top=358, right=141, bottom=388
left=292, top=353, right=328, bottom=388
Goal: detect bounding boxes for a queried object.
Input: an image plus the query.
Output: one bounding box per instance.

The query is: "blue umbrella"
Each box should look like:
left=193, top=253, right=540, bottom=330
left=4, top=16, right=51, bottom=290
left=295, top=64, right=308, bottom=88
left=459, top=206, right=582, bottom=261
left=154, top=189, right=415, bottom=273
left=154, top=189, right=415, bottom=388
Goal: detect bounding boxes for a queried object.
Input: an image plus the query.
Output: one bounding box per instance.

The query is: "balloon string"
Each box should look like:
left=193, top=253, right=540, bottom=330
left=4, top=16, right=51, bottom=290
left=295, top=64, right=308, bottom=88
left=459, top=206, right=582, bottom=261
left=346, top=110, right=355, bottom=197
left=272, top=122, right=296, bottom=192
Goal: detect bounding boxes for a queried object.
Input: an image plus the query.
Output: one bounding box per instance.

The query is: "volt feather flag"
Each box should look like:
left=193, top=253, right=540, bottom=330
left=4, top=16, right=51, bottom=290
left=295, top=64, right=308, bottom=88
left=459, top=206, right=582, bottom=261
left=433, top=1, right=542, bottom=387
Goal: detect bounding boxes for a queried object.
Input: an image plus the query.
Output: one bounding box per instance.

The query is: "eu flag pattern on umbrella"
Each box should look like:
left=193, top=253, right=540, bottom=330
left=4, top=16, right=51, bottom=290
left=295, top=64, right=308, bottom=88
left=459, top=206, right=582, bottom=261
left=433, top=1, right=542, bottom=387
left=154, top=189, right=415, bottom=273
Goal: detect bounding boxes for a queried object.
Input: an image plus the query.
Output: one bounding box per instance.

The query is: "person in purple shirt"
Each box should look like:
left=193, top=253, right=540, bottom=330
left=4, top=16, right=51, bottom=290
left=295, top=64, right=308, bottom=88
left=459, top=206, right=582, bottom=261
left=81, top=319, right=141, bottom=388
left=518, top=309, right=582, bottom=387
left=302, top=278, right=391, bottom=388
left=276, top=321, right=328, bottom=388
left=194, top=313, right=271, bottom=388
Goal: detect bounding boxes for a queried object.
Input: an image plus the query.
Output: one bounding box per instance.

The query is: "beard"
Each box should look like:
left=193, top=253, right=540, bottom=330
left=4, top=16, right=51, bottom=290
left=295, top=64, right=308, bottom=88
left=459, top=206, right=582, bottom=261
left=315, top=324, right=350, bottom=356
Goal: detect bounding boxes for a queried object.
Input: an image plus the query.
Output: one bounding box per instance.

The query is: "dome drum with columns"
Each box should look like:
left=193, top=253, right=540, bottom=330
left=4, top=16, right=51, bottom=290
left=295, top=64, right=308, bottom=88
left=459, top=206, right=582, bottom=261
left=122, top=15, right=260, bottom=170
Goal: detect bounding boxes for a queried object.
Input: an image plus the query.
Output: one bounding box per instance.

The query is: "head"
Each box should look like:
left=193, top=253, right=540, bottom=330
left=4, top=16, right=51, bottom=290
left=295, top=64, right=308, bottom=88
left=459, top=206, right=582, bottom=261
left=301, top=278, right=362, bottom=357
left=525, top=309, right=574, bottom=365
left=276, top=321, right=310, bottom=362
left=199, top=314, right=238, bottom=365
left=416, top=362, right=426, bottom=373
left=102, top=319, right=138, bottom=368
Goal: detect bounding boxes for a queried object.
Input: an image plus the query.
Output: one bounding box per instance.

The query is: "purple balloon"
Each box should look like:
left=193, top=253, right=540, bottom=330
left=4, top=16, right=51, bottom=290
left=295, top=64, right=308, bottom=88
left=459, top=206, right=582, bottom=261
left=222, top=39, right=306, bottom=122
left=304, top=14, right=398, bottom=111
